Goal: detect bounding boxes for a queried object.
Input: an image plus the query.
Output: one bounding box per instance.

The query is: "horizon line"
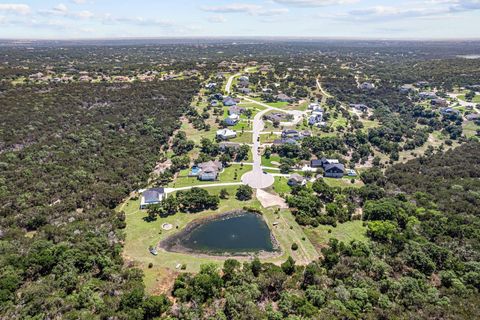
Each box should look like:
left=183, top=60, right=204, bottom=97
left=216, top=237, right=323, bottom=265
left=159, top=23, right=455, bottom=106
left=1, top=35, right=480, bottom=42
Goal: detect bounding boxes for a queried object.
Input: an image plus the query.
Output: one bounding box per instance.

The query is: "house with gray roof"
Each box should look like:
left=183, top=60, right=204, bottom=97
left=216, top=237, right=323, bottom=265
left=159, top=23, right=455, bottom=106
left=324, top=163, right=345, bottom=178
left=197, top=161, right=223, bottom=181
left=140, top=188, right=166, bottom=209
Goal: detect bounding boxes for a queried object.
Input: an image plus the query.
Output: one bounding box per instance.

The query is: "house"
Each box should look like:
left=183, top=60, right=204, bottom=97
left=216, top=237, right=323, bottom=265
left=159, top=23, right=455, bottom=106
left=347, top=169, right=357, bottom=177
left=350, top=104, right=368, bottom=112
left=217, top=129, right=237, bottom=140
left=219, top=142, right=241, bottom=150
left=301, top=130, right=312, bottom=138
left=262, top=88, right=273, bottom=93
left=282, top=129, right=300, bottom=139
left=308, top=103, right=320, bottom=110
left=288, top=174, right=307, bottom=187
left=360, top=82, right=375, bottom=90
left=223, top=97, right=238, bottom=106
left=205, top=82, right=217, bottom=89
left=419, top=92, right=438, bottom=100
left=440, top=107, right=460, bottom=116
left=264, top=112, right=288, bottom=122
left=210, top=100, right=220, bottom=107
left=225, top=114, right=240, bottom=126
left=140, top=188, right=166, bottom=209
left=431, top=98, right=448, bottom=107
left=237, top=87, right=251, bottom=94
left=229, top=105, right=246, bottom=115
left=310, top=158, right=339, bottom=168
left=466, top=113, right=480, bottom=121
left=238, top=80, right=249, bottom=88
left=197, top=161, right=223, bottom=181
left=239, top=76, right=249, bottom=82
left=211, top=93, right=223, bottom=101
left=309, top=112, right=324, bottom=126
left=415, top=81, right=430, bottom=88
left=275, top=93, right=294, bottom=102
left=273, top=138, right=298, bottom=146
left=310, top=159, right=323, bottom=168
left=399, top=84, right=416, bottom=94
left=324, top=163, right=345, bottom=178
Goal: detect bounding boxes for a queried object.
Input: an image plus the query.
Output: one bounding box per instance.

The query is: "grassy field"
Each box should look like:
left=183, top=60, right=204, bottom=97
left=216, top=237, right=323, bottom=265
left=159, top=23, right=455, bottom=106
left=464, top=121, right=480, bottom=138
left=120, top=186, right=318, bottom=294
left=260, top=132, right=279, bottom=144
left=304, top=220, right=368, bottom=252
left=458, top=94, right=480, bottom=103
left=323, top=177, right=364, bottom=189
left=230, top=132, right=253, bottom=144
left=261, top=154, right=281, bottom=168
left=272, top=176, right=292, bottom=194
left=169, top=164, right=250, bottom=188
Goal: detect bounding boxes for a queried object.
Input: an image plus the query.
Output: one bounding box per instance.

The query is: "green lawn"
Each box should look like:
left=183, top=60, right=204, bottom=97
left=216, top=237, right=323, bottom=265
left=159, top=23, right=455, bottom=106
left=230, top=120, right=253, bottom=131
left=260, top=133, right=279, bottom=144
left=458, top=94, right=480, bottom=103
left=261, top=154, right=281, bottom=168
left=323, top=177, right=364, bottom=189
left=230, top=131, right=253, bottom=143
left=272, top=176, right=292, bottom=194
left=120, top=186, right=318, bottom=293
left=464, top=121, right=480, bottom=138
left=304, top=220, right=368, bottom=252
left=169, top=164, right=250, bottom=188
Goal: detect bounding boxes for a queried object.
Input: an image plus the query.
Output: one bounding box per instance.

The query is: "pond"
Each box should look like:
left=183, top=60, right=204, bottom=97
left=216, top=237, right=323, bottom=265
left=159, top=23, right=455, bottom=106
left=161, top=212, right=276, bottom=255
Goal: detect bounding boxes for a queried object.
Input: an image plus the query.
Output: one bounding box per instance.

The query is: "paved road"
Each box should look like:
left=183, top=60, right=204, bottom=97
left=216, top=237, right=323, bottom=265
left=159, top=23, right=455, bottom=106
left=165, top=182, right=244, bottom=194
left=225, top=72, right=241, bottom=94
left=241, top=106, right=275, bottom=188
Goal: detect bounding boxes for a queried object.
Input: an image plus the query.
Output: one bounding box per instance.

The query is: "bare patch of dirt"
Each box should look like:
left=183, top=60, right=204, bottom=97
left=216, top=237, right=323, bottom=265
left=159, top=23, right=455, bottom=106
left=257, top=189, right=288, bottom=209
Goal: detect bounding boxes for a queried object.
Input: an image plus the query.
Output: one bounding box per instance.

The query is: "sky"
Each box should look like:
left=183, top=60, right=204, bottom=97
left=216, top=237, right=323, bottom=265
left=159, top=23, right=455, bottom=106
left=0, top=0, right=479, bottom=39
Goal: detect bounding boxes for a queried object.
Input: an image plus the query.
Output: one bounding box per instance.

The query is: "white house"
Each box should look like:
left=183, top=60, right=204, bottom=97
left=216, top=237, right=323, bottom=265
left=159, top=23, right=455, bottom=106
left=225, top=114, right=240, bottom=126
left=359, top=82, right=375, bottom=90
left=216, top=129, right=237, bottom=140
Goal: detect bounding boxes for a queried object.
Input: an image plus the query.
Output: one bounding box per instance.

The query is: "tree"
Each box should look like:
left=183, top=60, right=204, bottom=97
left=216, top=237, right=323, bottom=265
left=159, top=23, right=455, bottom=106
left=236, top=185, right=253, bottom=201
left=143, top=295, right=171, bottom=319
left=281, top=256, right=296, bottom=275
left=219, top=188, right=229, bottom=199
left=367, top=221, right=397, bottom=242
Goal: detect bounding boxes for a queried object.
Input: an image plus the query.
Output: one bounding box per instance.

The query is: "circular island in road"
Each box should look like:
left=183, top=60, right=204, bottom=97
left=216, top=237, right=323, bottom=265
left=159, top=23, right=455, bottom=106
left=241, top=170, right=275, bottom=189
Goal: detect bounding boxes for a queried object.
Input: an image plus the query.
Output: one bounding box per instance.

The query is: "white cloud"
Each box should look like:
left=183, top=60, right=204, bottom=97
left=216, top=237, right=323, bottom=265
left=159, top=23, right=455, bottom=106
left=72, top=0, right=87, bottom=4
left=201, top=3, right=288, bottom=16
left=0, top=4, right=31, bottom=15
left=272, top=0, right=359, bottom=7
left=201, top=3, right=262, bottom=14
left=76, top=10, right=93, bottom=19
left=208, top=15, right=227, bottom=23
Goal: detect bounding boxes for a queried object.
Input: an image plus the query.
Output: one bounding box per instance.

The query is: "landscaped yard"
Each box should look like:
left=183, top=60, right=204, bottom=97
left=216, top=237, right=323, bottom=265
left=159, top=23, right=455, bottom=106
left=464, top=121, right=480, bottom=138
left=323, top=177, right=364, bottom=188
left=230, top=131, right=253, bottom=143
left=169, top=164, right=250, bottom=188
left=458, top=94, right=480, bottom=103
left=120, top=186, right=318, bottom=294
left=261, top=154, right=281, bottom=168
left=272, top=176, right=292, bottom=194
left=304, top=220, right=368, bottom=252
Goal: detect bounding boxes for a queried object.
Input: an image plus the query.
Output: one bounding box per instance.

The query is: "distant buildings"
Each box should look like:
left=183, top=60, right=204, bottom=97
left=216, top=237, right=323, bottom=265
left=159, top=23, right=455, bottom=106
left=399, top=84, right=416, bottom=94
left=275, top=93, right=294, bottom=102
left=228, top=105, right=246, bottom=115
left=419, top=92, right=438, bottom=100
left=359, top=82, right=375, bottom=90
left=431, top=98, right=448, bottom=107
left=350, top=104, right=368, bottom=113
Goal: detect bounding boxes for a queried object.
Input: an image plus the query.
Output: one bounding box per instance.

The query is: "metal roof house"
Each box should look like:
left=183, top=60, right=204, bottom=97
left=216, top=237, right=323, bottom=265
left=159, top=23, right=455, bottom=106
left=324, top=163, right=345, bottom=178
left=140, top=188, right=166, bottom=209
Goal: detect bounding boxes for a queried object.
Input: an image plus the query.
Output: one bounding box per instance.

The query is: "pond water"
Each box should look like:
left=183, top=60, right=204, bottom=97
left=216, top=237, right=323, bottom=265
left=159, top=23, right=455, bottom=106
left=178, top=212, right=275, bottom=254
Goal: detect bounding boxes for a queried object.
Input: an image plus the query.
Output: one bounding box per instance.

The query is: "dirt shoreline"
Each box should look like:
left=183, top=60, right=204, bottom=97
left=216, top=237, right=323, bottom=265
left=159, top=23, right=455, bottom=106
left=158, top=210, right=282, bottom=259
